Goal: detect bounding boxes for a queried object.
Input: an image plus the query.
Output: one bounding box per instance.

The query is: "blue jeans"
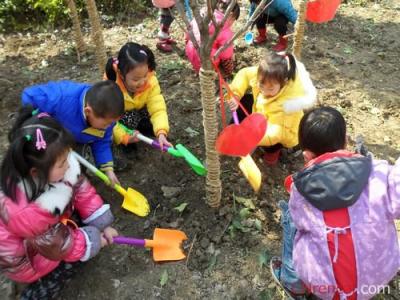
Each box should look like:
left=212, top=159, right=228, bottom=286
left=279, top=200, right=307, bottom=294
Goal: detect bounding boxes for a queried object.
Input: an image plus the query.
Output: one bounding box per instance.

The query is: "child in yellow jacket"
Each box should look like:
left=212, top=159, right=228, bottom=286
left=105, top=42, right=171, bottom=150
left=228, top=51, right=317, bottom=164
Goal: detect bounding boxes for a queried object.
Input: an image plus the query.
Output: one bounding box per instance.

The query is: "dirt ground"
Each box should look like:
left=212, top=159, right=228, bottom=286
left=0, top=0, right=399, bottom=299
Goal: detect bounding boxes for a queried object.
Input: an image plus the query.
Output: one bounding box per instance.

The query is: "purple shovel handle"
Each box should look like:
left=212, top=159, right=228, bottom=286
left=113, top=236, right=146, bottom=247
left=151, top=141, right=170, bottom=152
left=232, top=110, right=240, bottom=125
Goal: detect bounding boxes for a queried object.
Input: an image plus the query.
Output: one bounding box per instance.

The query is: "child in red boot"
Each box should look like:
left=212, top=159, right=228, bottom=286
left=249, top=0, right=297, bottom=51
left=227, top=51, right=316, bottom=165
left=156, top=7, right=176, bottom=52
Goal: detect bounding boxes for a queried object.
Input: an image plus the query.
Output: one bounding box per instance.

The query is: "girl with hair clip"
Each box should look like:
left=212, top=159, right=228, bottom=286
left=0, top=106, right=118, bottom=299
left=228, top=51, right=317, bottom=165
left=185, top=0, right=240, bottom=78
left=105, top=42, right=171, bottom=153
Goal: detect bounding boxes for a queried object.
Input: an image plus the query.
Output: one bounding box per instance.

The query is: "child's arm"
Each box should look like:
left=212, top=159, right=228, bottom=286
left=21, top=81, right=61, bottom=114
left=229, top=67, right=253, bottom=100
left=146, top=77, right=169, bottom=137
left=90, top=126, right=114, bottom=172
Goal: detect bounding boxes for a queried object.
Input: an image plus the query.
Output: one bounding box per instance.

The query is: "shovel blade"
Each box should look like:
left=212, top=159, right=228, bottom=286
left=175, top=144, right=207, bottom=176
left=121, top=187, right=150, bottom=217
left=238, top=155, right=262, bottom=192
left=149, top=228, right=188, bottom=262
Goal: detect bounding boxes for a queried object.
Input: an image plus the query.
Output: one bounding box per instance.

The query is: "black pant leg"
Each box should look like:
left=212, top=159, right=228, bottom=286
left=268, top=14, right=289, bottom=36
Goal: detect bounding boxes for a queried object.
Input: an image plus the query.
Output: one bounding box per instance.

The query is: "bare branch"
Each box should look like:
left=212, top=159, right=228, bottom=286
left=207, top=0, right=237, bottom=50
left=207, top=0, right=218, bottom=29
left=175, top=0, right=201, bottom=50
left=213, top=0, right=273, bottom=59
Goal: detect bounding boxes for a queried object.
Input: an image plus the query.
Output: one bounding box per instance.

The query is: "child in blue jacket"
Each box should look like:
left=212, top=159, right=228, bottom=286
left=22, top=80, right=124, bottom=184
left=249, top=0, right=297, bottom=51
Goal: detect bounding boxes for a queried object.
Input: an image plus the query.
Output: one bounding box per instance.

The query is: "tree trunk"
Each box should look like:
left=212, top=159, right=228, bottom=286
left=292, top=0, right=307, bottom=58
left=199, top=58, right=222, bottom=207
left=66, top=0, right=86, bottom=54
left=85, top=0, right=107, bottom=73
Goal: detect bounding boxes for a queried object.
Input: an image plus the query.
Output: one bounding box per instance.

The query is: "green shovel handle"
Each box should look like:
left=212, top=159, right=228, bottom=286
left=72, top=151, right=127, bottom=196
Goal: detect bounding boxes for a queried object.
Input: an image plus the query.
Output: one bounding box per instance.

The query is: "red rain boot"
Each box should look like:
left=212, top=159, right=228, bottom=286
left=263, top=149, right=281, bottom=165
left=254, top=28, right=267, bottom=44
left=156, top=39, right=173, bottom=52
left=273, top=35, right=288, bottom=52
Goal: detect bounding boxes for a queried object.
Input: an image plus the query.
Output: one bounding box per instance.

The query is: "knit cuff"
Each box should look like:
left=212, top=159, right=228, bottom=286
left=79, top=226, right=102, bottom=261
left=83, top=204, right=114, bottom=231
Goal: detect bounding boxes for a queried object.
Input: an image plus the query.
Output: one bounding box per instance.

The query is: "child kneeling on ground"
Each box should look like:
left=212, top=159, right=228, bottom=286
left=272, top=106, right=400, bottom=300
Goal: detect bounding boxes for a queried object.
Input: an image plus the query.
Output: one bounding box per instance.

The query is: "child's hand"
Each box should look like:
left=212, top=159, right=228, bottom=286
left=228, top=99, right=239, bottom=111
left=158, top=133, right=172, bottom=151
left=105, top=170, right=120, bottom=185
left=101, top=226, right=119, bottom=247
left=128, top=130, right=140, bottom=144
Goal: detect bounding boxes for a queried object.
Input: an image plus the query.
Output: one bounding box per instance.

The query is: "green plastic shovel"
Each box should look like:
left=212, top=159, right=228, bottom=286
left=118, top=122, right=206, bottom=176
left=72, top=151, right=150, bottom=217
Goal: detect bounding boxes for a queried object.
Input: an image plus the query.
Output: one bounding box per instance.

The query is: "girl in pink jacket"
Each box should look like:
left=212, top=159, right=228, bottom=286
left=185, top=0, right=240, bottom=77
left=0, top=107, right=118, bottom=299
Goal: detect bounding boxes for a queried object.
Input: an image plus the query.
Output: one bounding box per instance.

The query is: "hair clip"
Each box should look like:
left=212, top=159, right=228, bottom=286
left=37, top=112, right=50, bottom=119
left=139, top=50, right=147, bottom=56
left=35, top=128, right=47, bottom=150
left=32, top=109, right=39, bottom=116
left=25, top=134, right=32, bottom=141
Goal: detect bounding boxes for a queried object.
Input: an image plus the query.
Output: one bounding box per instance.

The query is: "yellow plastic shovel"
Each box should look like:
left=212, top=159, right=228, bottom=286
left=233, top=111, right=262, bottom=192
left=72, top=151, right=150, bottom=217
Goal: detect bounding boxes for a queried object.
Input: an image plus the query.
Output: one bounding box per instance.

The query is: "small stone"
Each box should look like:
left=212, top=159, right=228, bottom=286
left=143, top=220, right=150, bottom=229
left=200, top=237, right=210, bottom=249
left=161, top=186, right=182, bottom=198
left=112, top=279, right=121, bottom=288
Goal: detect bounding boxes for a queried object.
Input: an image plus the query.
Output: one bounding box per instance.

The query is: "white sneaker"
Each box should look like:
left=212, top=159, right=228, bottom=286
left=158, top=31, right=170, bottom=40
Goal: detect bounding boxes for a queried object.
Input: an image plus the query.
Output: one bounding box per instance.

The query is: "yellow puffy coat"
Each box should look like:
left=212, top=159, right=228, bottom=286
left=229, top=61, right=316, bottom=148
left=106, top=68, right=169, bottom=145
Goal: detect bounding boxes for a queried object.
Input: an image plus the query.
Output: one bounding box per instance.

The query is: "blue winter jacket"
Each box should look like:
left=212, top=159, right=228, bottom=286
left=251, top=0, right=297, bottom=24
left=22, top=81, right=114, bottom=171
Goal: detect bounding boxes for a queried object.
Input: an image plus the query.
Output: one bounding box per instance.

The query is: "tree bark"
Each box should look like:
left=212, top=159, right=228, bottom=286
left=85, top=0, right=107, bottom=73
left=292, top=0, right=307, bottom=59
left=199, top=61, right=222, bottom=208
left=66, top=0, right=86, bottom=54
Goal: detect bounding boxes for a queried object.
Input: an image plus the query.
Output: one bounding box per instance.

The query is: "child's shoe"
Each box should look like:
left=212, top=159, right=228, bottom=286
left=273, top=35, right=288, bottom=52
left=156, top=40, right=173, bottom=52
left=270, top=257, right=308, bottom=300
left=263, top=149, right=281, bottom=165
left=254, top=28, right=267, bottom=44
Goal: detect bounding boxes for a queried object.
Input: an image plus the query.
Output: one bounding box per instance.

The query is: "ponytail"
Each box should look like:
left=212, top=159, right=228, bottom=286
left=141, top=44, right=156, bottom=71
left=286, top=53, right=297, bottom=82
left=105, top=57, right=117, bottom=81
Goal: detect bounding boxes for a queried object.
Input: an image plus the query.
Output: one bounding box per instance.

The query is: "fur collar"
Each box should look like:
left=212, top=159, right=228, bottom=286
left=34, top=152, right=81, bottom=215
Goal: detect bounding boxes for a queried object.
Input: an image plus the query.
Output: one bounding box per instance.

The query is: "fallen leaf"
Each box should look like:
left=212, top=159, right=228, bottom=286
left=160, top=270, right=168, bottom=287
left=174, top=202, right=188, bottom=213
left=234, top=194, right=256, bottom=209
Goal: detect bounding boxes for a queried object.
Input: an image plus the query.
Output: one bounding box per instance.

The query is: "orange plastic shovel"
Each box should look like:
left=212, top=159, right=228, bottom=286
left=113, top=228, right=188, bottom=262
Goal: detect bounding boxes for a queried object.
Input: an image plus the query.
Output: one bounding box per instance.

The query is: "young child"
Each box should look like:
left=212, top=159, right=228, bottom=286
left=185, top=0, right=240, bottom=77
left=228, top=51, right=316, bottom=164
left=22, top=80, right=124, bottom=184
left=156, top=4, right=176, bottom=52
left=249, top=0, right=297, bottom=51
left=0, top=107, right=118, bottom=299
left=271, top=107, right=400, bottom=300
left=105, top=42, right=171, bottom=150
